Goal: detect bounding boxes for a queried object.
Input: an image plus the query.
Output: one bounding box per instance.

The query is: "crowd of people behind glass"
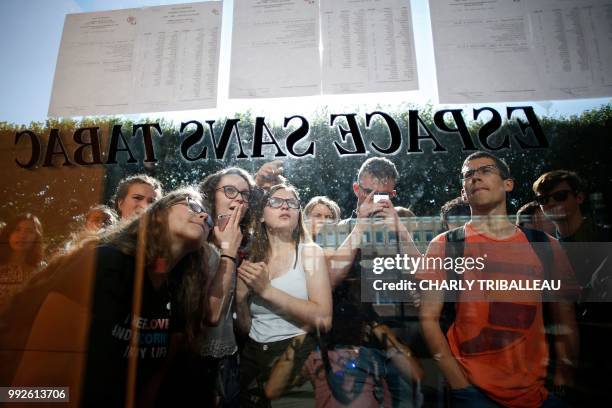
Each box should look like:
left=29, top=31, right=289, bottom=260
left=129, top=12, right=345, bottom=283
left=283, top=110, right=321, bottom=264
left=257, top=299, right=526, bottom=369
left=0, top=154, right=610, bottom=407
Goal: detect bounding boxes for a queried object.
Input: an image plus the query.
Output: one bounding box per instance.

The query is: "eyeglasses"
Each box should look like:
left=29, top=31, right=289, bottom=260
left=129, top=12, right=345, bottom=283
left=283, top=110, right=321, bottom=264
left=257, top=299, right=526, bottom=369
left=359, top=185, right=375, bottom=196
left=535, top=189, right=574, bottom=205
left=267, top=197, right=300, bottom=209
left=174, top=197, right=214, bottom=228
left=461, top=164, right=499, bottom=182
left=216, top=185, right=251, bottom=201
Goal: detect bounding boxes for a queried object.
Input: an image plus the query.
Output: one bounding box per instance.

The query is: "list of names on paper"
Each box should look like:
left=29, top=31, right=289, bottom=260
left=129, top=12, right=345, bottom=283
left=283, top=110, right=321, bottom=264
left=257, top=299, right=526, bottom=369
left=321, top=0, right=419, bottom=94
left=230, top=0, right=321, bottom=98
left=49, top=2, right=222, bottom=117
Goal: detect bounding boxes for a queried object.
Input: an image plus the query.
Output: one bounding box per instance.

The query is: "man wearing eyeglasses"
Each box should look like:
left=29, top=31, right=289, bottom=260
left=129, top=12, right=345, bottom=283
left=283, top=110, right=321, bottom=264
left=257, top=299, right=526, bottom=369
left=329, top=157, right=411, bottom=308
left=324, top=157, right=423, bottom=406
left=419, top=152, right=577, bottom=407
left=534, top=170, right=612, bottom=404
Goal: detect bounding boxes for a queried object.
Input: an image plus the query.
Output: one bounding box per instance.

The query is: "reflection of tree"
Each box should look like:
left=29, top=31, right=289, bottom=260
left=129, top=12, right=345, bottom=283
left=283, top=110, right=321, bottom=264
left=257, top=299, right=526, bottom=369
left=1, top=104, right=610, bottom=251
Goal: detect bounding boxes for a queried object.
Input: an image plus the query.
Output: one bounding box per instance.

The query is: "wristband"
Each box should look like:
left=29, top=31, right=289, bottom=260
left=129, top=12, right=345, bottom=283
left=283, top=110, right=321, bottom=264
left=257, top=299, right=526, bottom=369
left=220, top=254, right=237, bottom=264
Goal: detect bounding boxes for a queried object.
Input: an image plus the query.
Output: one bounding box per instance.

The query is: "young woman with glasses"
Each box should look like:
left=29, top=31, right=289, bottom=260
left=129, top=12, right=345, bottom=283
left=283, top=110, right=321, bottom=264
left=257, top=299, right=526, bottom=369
left=0, top=187, right=211, bottom=406
left=235, top=183, right=332, bottom=407
left=166, top=167, right=255, bottom=407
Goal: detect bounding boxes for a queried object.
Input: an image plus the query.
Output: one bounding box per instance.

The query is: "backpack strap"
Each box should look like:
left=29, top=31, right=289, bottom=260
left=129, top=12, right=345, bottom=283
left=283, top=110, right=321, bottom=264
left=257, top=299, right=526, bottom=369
left=517, top=226, right=553, bottom=281
left=445, top=226, right=466, bottom=256
left=444, top=225, right=466, bottom=289
left=440, top=226, right=466, bottom=328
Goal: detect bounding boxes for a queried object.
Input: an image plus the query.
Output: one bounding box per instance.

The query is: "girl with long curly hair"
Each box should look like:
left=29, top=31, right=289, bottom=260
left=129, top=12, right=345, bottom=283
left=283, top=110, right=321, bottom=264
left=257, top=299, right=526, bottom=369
left=0, top=187, right=211, bottom=407
left=166, top=167, right=254, bottom=407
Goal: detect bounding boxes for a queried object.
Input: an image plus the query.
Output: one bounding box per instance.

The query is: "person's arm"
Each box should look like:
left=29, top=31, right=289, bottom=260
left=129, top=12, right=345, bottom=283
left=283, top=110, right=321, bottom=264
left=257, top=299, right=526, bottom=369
left=204, top=205, right=244, bottom=326
left=204, top=255, right=235, bottom=326
left=326, top=219, right=365, bottom=288
left=548, top=301, right=578, bottom=388
left=234, top=276, right=252, bottom=337
left=547, top=238, right=579, bottom=388
left=327, top=195, right=421, bottom=288
left=327, top=190, right=380, bottom=287
left=238, top=244, right=333, bottom=333
left=264, top=334, right=310, bottom=399
left=376, top=200, right=421, bottom=257
left=419, top=289, right=470, bottom=389
left=370, top=323, right=424, bottom=383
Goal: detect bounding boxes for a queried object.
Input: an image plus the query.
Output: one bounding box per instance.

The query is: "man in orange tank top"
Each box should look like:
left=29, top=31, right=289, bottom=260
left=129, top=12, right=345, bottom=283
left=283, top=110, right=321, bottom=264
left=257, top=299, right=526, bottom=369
left=419, top=152, right=577, bottom=408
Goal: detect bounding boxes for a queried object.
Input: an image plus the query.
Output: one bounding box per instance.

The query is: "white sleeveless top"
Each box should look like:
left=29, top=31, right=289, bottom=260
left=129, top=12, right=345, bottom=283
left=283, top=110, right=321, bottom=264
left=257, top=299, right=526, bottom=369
left=249, top=244, right=308, bottom=343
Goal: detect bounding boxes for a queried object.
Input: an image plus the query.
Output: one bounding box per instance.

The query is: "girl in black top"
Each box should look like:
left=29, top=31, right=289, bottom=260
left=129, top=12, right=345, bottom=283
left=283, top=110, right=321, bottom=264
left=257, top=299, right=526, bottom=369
left=0, top=187, right=211, bottom=407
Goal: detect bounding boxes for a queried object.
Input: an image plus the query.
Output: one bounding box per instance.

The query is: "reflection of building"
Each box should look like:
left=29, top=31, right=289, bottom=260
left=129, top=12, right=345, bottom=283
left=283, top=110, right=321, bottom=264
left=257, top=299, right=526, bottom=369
left=315, top=215, right=535, bottom=315
left=314, top=217, right=444, bottom=253
left=315, top=217, right=443, bottom=318
left=316, top=215, right=544, bottom=251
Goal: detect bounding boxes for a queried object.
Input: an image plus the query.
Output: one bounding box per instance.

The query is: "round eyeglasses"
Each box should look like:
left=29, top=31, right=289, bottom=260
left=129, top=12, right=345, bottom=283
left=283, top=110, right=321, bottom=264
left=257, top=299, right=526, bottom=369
left=460, top=164, right=499, bottom=182
left=267, top=197, right=300, bottom=209
left=216, top=185, right=251, bottom=201
left=174, top=197, right=213, bottom=228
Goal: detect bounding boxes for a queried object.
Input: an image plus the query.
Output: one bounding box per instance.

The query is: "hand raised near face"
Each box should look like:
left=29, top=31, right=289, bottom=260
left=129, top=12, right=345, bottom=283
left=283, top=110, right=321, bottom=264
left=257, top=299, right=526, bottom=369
left=213, top=203, right=244, bottom=257
left=357, top=190, right=388, bottom=219
left=374, top=198, right=398, bottom=220
left=255, top=161, right=284, bottom=186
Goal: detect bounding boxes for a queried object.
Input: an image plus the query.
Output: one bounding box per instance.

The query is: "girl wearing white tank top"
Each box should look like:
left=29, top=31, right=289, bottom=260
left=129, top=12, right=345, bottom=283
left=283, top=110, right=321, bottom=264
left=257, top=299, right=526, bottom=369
left=235, top=184, right=332, bottom=407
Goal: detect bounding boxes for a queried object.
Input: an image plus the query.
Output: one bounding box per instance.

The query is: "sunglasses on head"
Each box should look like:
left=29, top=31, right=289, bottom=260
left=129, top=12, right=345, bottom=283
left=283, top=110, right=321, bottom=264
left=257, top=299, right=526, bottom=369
left=267, top=196, right=300, bottom=209
left=535, top=189, right=574, bottom=205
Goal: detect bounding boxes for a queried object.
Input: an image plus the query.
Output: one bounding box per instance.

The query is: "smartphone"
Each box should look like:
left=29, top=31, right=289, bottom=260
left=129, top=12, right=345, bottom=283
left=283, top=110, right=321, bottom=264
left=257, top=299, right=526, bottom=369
left=217, top=214, right=231, bottom=231
left=373, top=193, right=389, bottom=203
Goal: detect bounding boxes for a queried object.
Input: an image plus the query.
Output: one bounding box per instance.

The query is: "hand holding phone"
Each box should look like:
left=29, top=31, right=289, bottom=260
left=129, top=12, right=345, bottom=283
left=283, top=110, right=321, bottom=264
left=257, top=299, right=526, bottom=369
left=373, top=193, right=389, bottom=204
left=217, top=214, right=231, bottom=231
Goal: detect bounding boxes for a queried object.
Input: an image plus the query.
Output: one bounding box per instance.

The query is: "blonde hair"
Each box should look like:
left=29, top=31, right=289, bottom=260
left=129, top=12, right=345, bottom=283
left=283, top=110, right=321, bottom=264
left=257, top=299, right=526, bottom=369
left=303, top=196, right=341, bottom=222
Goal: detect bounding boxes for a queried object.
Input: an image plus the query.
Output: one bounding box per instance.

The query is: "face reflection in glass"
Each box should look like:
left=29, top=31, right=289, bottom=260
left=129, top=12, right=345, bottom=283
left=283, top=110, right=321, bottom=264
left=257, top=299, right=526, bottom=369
left=9, top=220, right=38, bottom=253
left=306, top=203, right=337, bottom=237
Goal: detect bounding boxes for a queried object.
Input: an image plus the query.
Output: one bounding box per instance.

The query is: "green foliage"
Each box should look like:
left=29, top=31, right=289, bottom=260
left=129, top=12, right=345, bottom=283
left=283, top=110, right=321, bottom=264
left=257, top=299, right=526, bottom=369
left=1, top=103, right=610, bottom=251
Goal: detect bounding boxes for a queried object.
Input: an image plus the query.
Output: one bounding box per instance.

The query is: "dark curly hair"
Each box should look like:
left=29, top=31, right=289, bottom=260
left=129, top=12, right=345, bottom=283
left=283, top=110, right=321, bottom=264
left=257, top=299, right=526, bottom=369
left=199, top=167, right=255, bottom=241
